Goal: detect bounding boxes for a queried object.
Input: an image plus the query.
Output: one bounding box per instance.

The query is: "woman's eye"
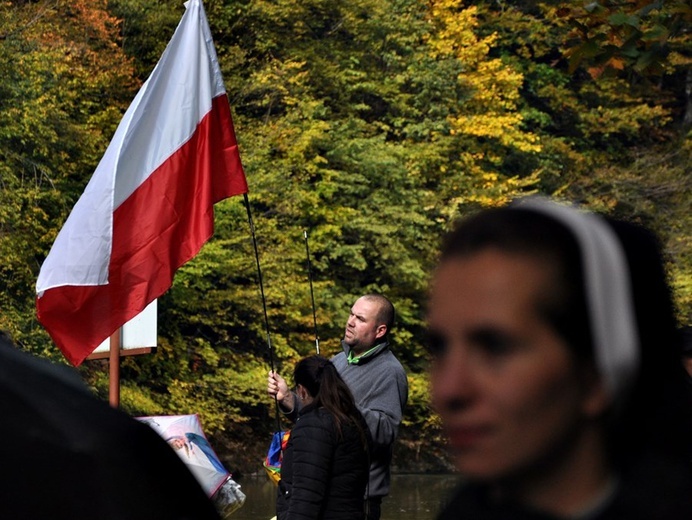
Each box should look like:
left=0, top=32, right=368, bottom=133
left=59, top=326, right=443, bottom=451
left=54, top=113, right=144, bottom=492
left=470, top=328, right=515, bottom=356
left=425, top=331, right=448, bottom=357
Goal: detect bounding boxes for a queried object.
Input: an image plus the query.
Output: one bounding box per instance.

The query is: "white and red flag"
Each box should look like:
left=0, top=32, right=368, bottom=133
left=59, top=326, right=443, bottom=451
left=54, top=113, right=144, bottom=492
left=36, top=0, right=247, bottom=366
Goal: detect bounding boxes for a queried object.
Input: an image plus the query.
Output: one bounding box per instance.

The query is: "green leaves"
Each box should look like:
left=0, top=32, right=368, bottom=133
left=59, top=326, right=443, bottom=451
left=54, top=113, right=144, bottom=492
left=0, top=0, right=135, bottom=360
left=557, top=0, right=690, bottom=78
left=0, top=0, right=689, bottom=462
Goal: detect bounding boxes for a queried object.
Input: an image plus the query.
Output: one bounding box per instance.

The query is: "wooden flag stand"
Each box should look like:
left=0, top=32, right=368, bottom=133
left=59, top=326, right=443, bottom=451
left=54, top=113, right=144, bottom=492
left=109, top=329, right=121, bottom=408
left=86, top=329, right=154, bottom=408
left=86, top=301, right=158, bottom=408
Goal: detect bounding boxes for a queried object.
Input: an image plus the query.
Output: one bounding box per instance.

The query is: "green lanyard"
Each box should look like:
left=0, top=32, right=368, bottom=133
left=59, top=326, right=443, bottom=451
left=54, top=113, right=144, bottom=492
left=347, top=343, right=382, bottom=365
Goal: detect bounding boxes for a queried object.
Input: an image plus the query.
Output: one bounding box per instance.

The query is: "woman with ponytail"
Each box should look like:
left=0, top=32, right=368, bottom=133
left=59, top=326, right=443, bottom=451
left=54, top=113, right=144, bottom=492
left=276, top=355, right=371, bottom=520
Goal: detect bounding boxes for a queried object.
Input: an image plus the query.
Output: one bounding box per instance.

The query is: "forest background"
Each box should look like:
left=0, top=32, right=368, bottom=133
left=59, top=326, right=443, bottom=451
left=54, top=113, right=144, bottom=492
left=1, top=0, right=690, bottom=475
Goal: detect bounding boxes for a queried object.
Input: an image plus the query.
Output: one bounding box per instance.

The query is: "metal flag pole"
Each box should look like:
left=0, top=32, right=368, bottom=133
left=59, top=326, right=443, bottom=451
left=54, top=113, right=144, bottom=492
left=303, top=230, right=320, bottom=354
left=243, top=193, right=281, bottom=431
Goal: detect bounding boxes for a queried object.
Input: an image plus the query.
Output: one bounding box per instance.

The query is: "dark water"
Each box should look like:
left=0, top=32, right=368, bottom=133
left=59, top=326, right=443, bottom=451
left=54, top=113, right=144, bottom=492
left=230, top=474, right=460, bottom=520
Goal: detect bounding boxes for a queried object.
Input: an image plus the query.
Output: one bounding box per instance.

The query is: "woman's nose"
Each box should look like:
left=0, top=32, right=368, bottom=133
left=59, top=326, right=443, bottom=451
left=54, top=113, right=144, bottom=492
left=431, top=345, right=476, bottom=412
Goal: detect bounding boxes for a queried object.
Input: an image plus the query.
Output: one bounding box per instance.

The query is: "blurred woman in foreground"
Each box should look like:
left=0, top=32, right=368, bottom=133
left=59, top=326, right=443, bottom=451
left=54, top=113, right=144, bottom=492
left=428, top=197, right=692, bottom=519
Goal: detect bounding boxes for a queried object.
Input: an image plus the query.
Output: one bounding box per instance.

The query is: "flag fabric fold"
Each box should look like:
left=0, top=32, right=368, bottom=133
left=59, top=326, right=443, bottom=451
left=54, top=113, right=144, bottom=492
left=36, top=0, right=247, bottom=366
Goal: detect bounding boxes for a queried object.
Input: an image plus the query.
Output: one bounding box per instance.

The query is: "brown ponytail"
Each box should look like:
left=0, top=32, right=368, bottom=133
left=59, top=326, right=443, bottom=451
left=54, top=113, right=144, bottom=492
left=294, top=355, right=369, bottom=449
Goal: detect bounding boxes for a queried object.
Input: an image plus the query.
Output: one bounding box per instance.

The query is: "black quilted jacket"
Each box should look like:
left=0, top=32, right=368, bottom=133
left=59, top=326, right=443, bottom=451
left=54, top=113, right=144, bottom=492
left=276, top=404, right=370, bottom=520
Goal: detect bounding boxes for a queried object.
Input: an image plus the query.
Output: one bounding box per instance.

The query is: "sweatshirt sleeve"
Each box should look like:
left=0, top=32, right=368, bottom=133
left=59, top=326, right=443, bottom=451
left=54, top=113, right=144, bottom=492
left=359, top=364, right=408, bottom=449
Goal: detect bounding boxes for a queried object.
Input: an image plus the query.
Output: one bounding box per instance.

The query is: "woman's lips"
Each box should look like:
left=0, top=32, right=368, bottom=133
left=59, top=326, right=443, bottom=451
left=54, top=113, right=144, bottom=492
left=446, top=425, right=492, bottom=449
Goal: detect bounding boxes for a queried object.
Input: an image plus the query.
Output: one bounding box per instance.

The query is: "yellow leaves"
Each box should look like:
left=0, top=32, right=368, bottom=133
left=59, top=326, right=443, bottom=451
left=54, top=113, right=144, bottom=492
left=481, top=172, right=498, bottom=187
left=401, top=372, right=437, bottom=430
left=248, top=59, right=308, bottom=109
left=459, top=59, right=523, bottom=108
left=426, top=0, right=541, bottom=158
left=452, top=112, right=517, bottom=135
left=576, top=83, right=672, bottom=138
left=457, top=170, right=539, bottom=208
left=427, top=3, right=494, bottom=62
left=450, top=113, right=541, bottom=153
left=667, top=51, right=692, bottom=67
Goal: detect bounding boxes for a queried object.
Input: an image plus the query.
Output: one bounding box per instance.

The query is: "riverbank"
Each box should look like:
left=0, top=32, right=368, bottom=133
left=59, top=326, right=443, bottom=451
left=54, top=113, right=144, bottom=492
left=211, top=424, right=454, bottom=478
left=229, top=474, right=460, bottom=520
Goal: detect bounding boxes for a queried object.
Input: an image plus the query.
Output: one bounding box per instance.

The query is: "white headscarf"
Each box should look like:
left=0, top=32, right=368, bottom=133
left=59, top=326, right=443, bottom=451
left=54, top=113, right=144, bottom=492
left=512, top=197, right=640, bottom=401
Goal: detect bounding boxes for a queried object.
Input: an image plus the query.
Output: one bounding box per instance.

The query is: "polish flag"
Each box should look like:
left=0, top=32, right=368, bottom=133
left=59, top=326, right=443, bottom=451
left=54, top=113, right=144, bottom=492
left=36, top=0, right=248, bottom=366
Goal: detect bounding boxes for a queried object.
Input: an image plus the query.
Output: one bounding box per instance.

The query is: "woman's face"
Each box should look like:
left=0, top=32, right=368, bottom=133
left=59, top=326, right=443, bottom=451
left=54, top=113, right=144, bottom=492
left=428, top=249, right=600, bottom=481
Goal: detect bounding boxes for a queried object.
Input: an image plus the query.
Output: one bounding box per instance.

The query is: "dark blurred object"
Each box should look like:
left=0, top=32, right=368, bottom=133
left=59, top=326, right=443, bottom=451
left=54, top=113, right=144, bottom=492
left=681, top=326, right=692, bottom=379
left=0, top=331, right=220, bottom=520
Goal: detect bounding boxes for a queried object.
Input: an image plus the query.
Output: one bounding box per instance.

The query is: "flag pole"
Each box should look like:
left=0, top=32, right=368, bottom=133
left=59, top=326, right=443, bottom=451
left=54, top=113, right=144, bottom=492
left=108, top=328, right=121, bottom=408
left=303, top=230, right=320, bottom=354
left=243, top=193, right=281, bottom=431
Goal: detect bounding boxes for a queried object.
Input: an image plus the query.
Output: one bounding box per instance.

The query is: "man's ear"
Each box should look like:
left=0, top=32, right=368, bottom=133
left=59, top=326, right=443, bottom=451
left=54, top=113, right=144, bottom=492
left=375, top=324, right=387, bottom=340
left=580, top=367, right=611, bottom=418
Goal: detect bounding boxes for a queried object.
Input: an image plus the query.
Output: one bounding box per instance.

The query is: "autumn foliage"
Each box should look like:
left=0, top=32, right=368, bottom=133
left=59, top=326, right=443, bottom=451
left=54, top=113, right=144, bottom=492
left=1, top=0, right=689, bottom=472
